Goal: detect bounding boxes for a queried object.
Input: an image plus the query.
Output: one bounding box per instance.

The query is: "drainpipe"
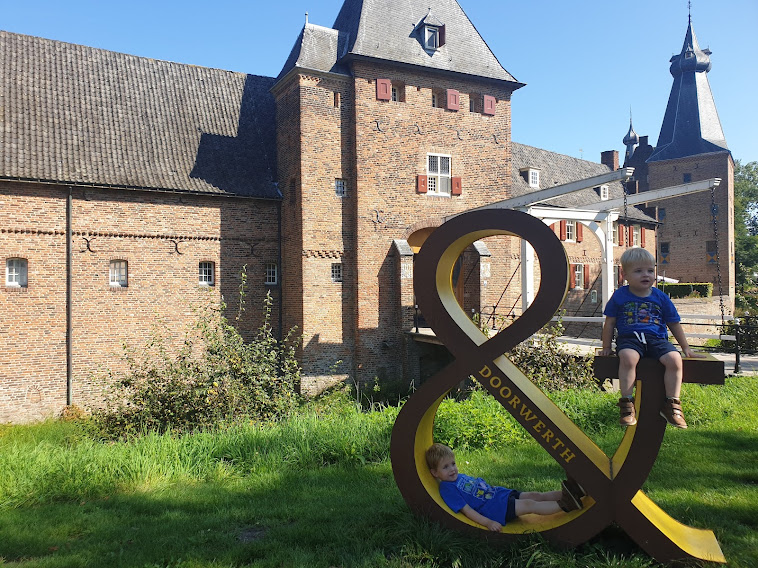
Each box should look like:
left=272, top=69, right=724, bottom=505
left=66, top=187, right=73, bottom=406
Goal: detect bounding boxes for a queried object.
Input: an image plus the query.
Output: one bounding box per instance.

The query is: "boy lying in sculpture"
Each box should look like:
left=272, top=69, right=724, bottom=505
left=425, top=443, right=585, bottom=532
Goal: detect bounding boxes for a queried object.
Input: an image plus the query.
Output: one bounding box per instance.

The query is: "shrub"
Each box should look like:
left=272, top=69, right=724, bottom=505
left=507, top=321, right=597, bottom=391
left=658, top=282, right=713, bottom=298
left=91, top=290, right=301, bottom=439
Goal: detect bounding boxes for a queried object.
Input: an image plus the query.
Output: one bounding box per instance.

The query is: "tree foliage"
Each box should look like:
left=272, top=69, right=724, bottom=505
left=734, top=159, right=758, bottom=312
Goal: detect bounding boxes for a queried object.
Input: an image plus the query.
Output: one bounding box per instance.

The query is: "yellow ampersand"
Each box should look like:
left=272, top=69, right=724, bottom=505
left=390, top=209, right=725, bottom=564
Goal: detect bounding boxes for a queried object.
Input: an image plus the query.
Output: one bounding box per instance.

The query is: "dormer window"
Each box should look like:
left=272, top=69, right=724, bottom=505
left=417, top=10, right=445, bottom=52
left=598, top=184, right=609, bottom=200
left=425, top=25, right=440, bottom=50
left=520, top=167, right=540, bottom=188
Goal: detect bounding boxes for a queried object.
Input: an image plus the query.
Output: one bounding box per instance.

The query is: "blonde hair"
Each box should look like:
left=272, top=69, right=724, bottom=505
left=620, top=247, right=655, bottom=272
left=425, top=443, right=454, bottom=470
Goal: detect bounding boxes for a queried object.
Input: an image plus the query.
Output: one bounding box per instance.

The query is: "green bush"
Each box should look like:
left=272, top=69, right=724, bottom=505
left=658, top=282, right=713, bottom=298
left=91, top=291, right=301, bottom=439
left=507, top=321, right=597, bottom=391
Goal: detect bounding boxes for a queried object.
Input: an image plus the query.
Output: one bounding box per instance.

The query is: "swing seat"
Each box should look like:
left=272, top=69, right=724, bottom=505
left=593, top=352, right=725, bottom=385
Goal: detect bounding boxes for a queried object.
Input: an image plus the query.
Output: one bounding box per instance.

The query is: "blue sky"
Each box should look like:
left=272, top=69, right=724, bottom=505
left=2, top=0, right=756, bottom=165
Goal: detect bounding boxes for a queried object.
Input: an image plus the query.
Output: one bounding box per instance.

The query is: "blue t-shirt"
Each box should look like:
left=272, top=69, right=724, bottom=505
left=603, top=286, right=680, bottom=339
left=439, top=474, right=514, bottom=524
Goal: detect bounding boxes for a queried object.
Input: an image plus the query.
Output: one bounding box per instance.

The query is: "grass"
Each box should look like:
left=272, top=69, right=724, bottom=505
left=0, top=377, right=756, bottom=567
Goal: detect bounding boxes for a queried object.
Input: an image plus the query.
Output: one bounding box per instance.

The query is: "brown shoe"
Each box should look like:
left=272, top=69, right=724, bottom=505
left=618, top=397, right=637, bottom=426
left=557, top=480, right=582, bottom=512
left=564, top=477, right=586, bottom=499
left=660, top=398, right=688, bottom=429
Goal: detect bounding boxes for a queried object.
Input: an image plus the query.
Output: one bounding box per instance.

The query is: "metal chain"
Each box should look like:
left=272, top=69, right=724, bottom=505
left=710, top=186, right=726, bottom=325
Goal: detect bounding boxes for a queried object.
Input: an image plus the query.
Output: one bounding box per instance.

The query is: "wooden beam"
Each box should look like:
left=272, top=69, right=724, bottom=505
left=582, top=178, right=720, bottom=211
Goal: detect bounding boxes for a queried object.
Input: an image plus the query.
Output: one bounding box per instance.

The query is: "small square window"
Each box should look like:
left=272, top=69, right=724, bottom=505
left=265, top=262, right=278, bottom=285
left=331, top=263, right=343, bottom=283
left=335, top=179, right=347, bottom=197
left=591, top=290, right=598, bottom=303
left=683, top=172, right=692, bottom=183
left=199, top=262, right=215, bottom=286
left=427, top=153, right=452, bottom=195
left=6, top=258, right=28, bottom=287
left=600, top=185, right=609, bottom=200
left=109, top=260, right=128, bottom=287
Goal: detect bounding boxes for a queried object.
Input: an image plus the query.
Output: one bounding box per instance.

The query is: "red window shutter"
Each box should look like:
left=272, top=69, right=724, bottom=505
left=483, top=95, right=496, bottom=115
left=416, top=175, right=428, bottom=193
left=583, top=265, right=590, bottom=288
left=376, top=78, right=392, bottom=101
left=439, top=24, right=446, bottom=47
left=451, top=177, right=462, bottom=195
left=628, top=225, right=634, bottom=246
left=446, top=89, right=460, bottom=111
left=640, top=227, right=646, bottom=247
left=569, top=264, right=576, bottom=288
left=559, top=220, right=567, bottom=241
left=618, top=224, right=625, bottom=246
left=576, top=222, right=584, bottom=243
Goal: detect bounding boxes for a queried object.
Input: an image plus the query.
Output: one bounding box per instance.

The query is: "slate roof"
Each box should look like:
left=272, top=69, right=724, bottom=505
left=648, top=19, right=729, bottom=162
left=511, top=142, right=654, bottom=223
left=0, top=30, right=280, bottom=198
left=277, top=0, right=523, bottom=88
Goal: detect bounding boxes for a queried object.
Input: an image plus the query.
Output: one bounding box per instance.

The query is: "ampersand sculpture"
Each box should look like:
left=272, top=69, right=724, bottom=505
left=390, top=208, right=726, bottom=564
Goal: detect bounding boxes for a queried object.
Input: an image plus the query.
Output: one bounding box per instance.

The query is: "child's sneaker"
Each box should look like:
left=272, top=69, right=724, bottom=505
left=660, top=397, right=688, bottom=429
left=563, top=478, right=586, bottom=499
left=617, top=397, right=637, bottom=426
left=558, top=480, right=582, bottom=512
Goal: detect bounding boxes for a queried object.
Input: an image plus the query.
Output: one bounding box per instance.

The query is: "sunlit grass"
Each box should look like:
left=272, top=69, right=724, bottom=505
left=0, top=376, right=755, bottom=567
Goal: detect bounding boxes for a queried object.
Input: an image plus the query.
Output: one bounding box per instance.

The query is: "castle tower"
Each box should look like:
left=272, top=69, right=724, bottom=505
left=272, top=0, right=524, bottom=391
left=645, top=13, right=735, bottom=311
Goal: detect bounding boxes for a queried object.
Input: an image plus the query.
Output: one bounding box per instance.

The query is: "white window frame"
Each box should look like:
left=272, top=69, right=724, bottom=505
left=565, top=220, right=576, bottom=242
left=426, top=153, right=452, bottom=196
left=574, top=263, right=584, bottom=290
left=424, top=25, right=439, bottom=50
left=528, top=169, right=540, bottom=188
left=600, top=184, right=609, bottom=200
left=331, top=263, right=343, bottom=283
left=335, top=179, right=347, bottom=197
left=6, top=258, right=28, bottom=287
left=612, top=222, right=618, bottom=245
left=265, top=262, right=278, bottom=285
left=109, top=259, right=128, bottom=287
left=591, top=290, right=598, bottom=303
left=633, top=225, right=641, bottom=246
left=199, top=261, right=215, bottom=286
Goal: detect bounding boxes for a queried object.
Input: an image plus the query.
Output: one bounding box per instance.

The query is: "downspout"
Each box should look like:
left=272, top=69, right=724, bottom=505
left=277, top=199, right=283, bottom=342
left=66, top=187, right=73, bottom=406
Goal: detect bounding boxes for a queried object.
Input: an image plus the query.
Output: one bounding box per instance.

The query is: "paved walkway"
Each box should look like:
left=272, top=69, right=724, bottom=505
left=557, top=336, right=758, bottom=376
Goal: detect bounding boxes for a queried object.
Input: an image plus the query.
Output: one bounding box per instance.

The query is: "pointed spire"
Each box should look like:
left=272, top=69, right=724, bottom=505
left=648, top=13, right=727, bottom=162
left=623, top=109, right=639, bottom=163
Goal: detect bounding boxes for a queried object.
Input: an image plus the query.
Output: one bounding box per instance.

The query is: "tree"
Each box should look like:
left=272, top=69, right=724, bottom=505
left=734, top=159, right=758, bottom=312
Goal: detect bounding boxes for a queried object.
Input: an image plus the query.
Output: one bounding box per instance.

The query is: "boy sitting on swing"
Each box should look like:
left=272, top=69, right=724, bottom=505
left=599, top=247, right=696, bottom=428
left=425, top=443, right=585, bottom=532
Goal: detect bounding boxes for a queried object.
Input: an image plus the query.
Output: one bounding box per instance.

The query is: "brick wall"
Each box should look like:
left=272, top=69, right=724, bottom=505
left=0, top=181, right=278, bottom=422
left=648, top=152, right=735, bottom=313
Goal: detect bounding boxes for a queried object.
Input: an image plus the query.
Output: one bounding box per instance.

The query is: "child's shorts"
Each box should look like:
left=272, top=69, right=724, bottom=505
left=616, top=333, right=678, bottom=360
left=504, top=490, right=522, bottom=522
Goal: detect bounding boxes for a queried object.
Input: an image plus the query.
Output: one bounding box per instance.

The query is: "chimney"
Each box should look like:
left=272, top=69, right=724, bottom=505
left=601, top=150, right=619, bottom=171
left=639, top=135, right=649, bottom=147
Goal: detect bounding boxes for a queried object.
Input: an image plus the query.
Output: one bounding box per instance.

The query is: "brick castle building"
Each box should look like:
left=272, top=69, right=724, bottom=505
left=0, top=1, right=732, bottom=422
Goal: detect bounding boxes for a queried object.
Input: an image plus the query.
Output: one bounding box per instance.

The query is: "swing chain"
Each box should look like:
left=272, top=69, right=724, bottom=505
left=710, top=186, right=726, bottom=326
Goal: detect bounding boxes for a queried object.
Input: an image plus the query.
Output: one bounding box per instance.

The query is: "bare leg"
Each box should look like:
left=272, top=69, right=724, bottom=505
left=514, top=498, right=562, bottom=516
left=519, top=490, right=562, bottom=502
left=617, top=348, right=640, bottom=397
left=659, top=350, right=683, bottom=398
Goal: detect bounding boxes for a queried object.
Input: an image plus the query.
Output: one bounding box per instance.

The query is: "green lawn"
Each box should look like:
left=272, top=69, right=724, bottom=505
left=0, top=377, right=756, bottom=568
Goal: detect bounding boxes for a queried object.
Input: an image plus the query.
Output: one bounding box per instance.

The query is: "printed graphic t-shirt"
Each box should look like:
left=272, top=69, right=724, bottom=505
left=439, top=474, right=514, bottom=524
left=603, top=286, right=680, bottom=338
